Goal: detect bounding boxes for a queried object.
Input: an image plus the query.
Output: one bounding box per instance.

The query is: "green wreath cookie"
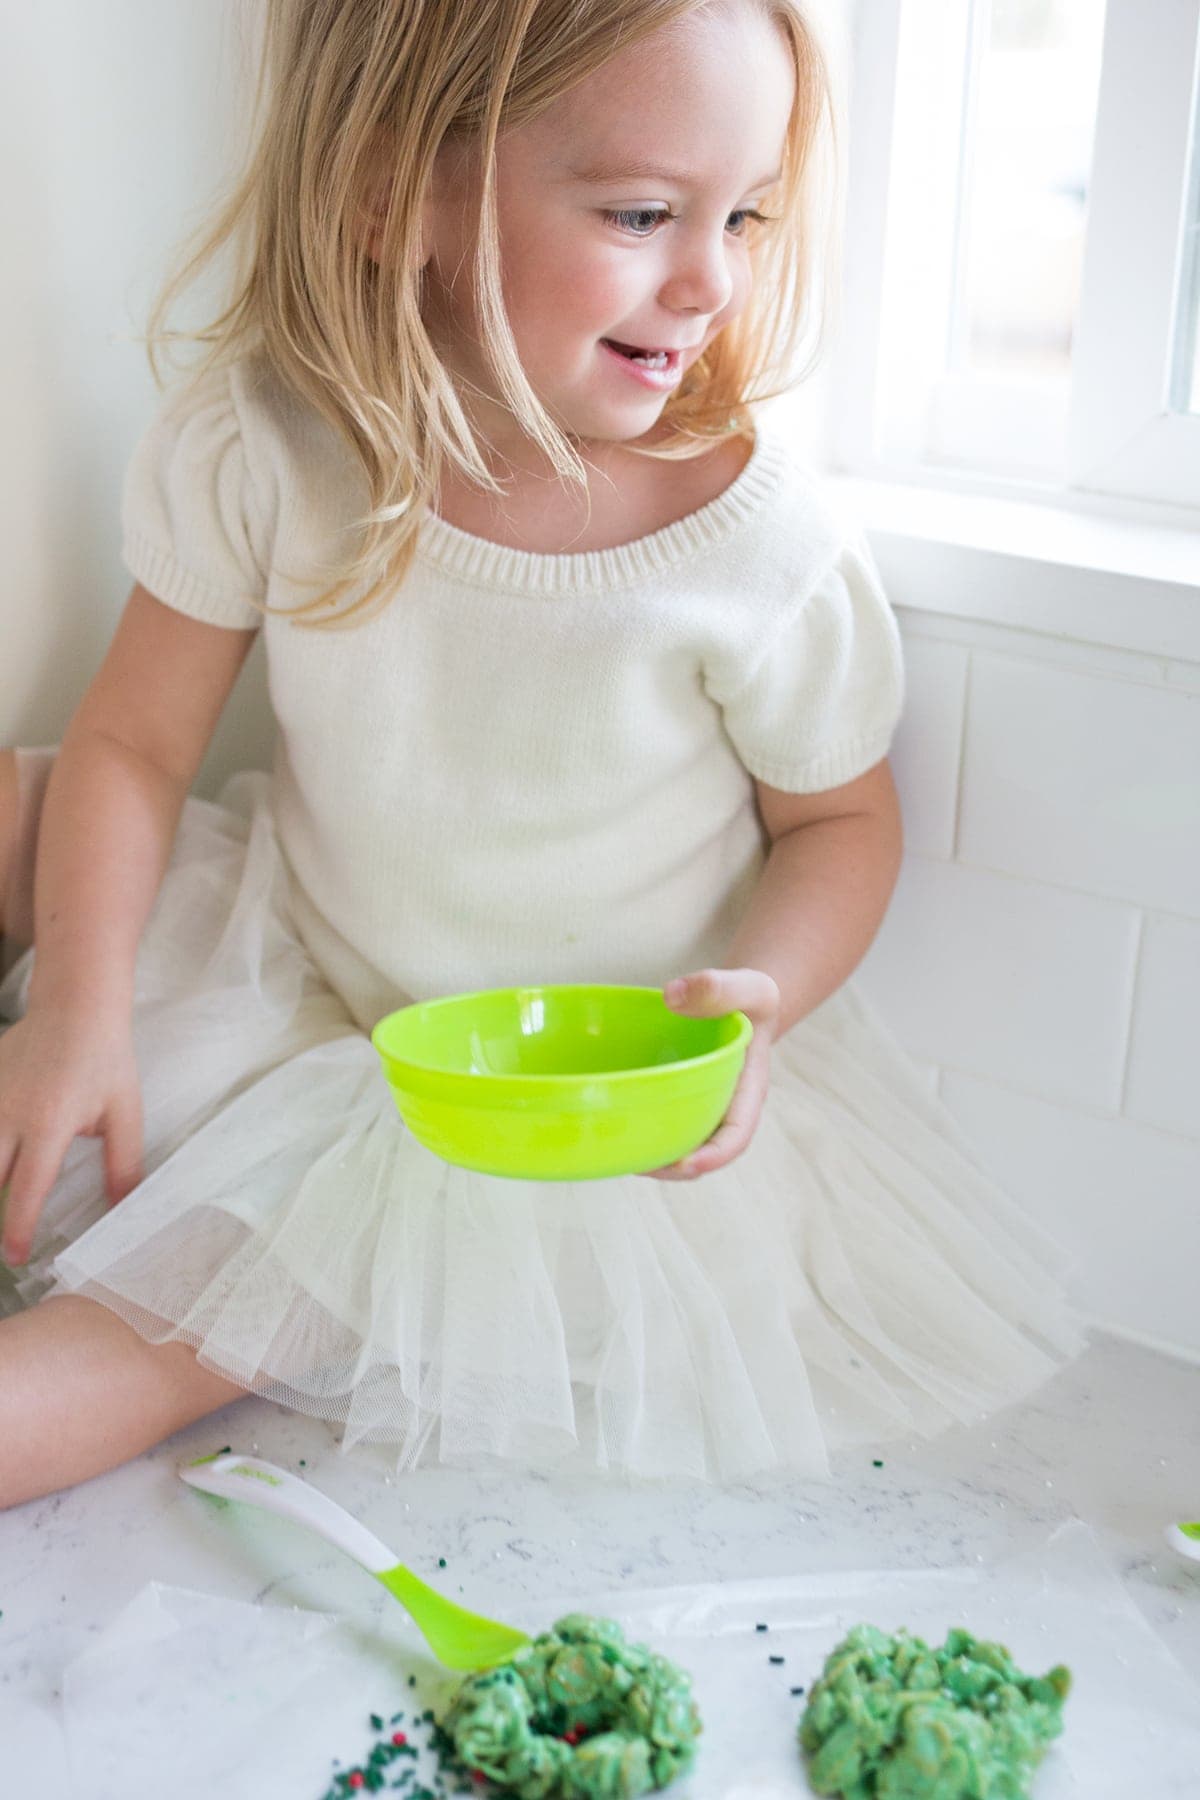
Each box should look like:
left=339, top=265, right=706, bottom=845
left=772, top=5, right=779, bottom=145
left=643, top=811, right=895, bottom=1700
left=798, top=1623, right=1070, bottom=1800
left=441, top=1613, right=702, bottom=1800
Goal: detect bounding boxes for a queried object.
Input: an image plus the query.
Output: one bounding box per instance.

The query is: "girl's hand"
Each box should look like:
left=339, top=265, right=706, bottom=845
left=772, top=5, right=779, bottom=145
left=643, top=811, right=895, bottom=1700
left=0, top=1004, right=143, bottom=1266
left=645, top=967, right=780, bottom=1180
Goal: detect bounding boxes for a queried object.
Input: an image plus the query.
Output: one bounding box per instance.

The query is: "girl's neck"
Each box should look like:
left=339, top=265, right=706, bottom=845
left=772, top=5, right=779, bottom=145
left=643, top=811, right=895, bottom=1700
left=432, top=430, right=754, bottom=557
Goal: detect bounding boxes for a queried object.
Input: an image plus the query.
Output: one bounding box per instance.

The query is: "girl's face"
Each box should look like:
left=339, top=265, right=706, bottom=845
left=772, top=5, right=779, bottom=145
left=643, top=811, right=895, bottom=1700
left=421, top=0, right=796, bottom=461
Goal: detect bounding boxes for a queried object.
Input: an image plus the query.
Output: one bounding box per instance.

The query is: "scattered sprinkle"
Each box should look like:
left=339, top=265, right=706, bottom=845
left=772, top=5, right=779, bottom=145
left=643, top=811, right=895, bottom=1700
left=320, top=1698, right=463, bottom=1800
left=769, top=1655, right=785, bottom=1665
left=791, top=1685, right=806, bottom=1696
left=755, top=1622, right=768, bottom=1632
left=438, top=1557, right=447, bottom=1568
left=872, top=1459, right=884, bottom=1468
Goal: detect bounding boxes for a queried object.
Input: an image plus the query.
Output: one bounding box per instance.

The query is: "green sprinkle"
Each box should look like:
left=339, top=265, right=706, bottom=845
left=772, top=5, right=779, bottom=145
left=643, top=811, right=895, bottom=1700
left=755, top=1622, right=768, bottom=1632
left=769, top=1654, right=785, bottom=1665
left=872, top=1458, right=884, bottom=1468
left=370, top=1713, right=384, bottom=1731
left=437, top=1557, right=447, bottom=1568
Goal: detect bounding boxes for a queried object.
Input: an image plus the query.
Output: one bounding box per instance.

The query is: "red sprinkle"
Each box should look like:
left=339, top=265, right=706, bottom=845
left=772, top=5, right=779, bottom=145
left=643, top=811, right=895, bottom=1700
left=392, top=1731, right=408, bottom=1745
left=348, top=1775, right=365, bottom=1791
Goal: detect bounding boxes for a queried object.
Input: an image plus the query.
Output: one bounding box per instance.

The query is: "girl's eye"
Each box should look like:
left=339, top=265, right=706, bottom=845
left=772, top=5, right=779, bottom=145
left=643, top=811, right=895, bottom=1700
left=726, top=208, right=775, bottom=235
left=603, top=207, right=776, bottom=238
left=605, top=207, right=673, bottom=236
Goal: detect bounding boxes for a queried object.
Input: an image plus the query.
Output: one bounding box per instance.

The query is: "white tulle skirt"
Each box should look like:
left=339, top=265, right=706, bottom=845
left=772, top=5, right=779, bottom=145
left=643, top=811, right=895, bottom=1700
left=0, top=763, right=1083, bottom=1481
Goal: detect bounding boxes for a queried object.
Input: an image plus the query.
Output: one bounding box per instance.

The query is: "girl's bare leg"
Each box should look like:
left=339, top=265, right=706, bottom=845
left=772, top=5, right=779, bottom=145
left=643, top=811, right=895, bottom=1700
left=0, top=1294, right=248, bottom=1509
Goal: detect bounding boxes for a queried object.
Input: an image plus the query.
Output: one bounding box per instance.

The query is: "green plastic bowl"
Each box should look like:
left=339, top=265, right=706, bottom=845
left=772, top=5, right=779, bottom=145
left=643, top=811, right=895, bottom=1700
left=370, top=984, right=753, bottom=1180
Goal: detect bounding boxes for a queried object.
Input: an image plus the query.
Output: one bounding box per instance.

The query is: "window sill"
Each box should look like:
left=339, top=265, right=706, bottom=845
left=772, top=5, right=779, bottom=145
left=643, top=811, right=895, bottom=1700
left=822, top=473, right=1200, bottom=665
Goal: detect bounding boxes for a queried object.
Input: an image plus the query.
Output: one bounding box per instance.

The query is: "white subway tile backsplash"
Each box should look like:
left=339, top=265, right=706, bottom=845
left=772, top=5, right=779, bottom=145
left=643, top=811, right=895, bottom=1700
left=959, top=655, right=1200, bottom=916
left=890, top=632, right=966, bottom=857
left=1124, top=913, right=1200, bottom=1139
left=939, top=1071, right=1200, bottom=1359
left=857, top=855, right=1139, bottom=1109
left=896, top=607, right=1167, bottom=686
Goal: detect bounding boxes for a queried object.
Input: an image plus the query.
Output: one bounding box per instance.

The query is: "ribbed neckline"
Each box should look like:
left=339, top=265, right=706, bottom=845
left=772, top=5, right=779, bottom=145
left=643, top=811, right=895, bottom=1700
left=415, top=413, right=789, bottom=594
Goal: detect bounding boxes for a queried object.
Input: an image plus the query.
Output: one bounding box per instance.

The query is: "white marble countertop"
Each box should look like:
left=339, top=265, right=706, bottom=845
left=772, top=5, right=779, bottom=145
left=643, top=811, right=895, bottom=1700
left=2, top=1330, right=1197, bottom=1795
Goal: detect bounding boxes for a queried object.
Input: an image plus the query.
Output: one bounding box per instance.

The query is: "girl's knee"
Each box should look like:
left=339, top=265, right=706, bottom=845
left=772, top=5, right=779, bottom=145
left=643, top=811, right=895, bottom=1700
left=0, top=1295, right=246, bottom=1508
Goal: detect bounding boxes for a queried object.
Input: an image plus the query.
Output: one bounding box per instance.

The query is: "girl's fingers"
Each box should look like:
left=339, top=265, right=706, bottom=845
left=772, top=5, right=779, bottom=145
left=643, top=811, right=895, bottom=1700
left=647, top=1041, right=771, bottom=1180
left=103, top=1088, right=144, bottom=1203
left=1, top=1130, right=69, bottom=1265
left=664, top=966, right=779, bottom=1026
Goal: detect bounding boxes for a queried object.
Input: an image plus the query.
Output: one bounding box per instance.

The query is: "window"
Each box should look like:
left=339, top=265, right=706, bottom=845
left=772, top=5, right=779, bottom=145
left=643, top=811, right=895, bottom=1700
left=831, top=0, right=1200, bottom=511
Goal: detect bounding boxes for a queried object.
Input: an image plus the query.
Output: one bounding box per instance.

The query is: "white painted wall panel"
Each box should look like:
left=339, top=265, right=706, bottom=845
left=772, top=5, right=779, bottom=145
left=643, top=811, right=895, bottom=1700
left=857, top=853, right=1140, bottom=1108
left=940, top=1071, right=1200, bottom=1357
left=960, top=655, right=1200, bottom=916
left=887, top=636, right=966, bottom=858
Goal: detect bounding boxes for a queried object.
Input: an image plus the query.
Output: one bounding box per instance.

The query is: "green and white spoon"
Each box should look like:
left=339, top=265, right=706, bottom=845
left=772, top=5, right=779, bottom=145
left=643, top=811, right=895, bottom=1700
left=181, top=1450, right=531, bottom=1670
left=1164, top=1520, right=1200, bottom=1563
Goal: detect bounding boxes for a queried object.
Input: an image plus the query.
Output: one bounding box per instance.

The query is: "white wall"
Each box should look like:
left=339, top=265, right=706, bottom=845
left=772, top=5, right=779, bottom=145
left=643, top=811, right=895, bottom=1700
left=0, top=2, right=273, bottom=793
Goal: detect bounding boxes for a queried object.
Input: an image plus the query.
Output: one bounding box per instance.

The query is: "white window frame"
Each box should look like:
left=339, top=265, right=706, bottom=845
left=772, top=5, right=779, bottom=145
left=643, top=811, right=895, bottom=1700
left=1067, top=0, right=1200, bottom=506
left=829, top=0, right=1200, bottom=512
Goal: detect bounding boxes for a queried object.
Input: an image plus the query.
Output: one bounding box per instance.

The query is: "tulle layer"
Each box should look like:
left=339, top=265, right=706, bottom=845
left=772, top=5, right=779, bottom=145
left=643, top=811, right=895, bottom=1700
left=0, top=768, right=1083, bottom=1481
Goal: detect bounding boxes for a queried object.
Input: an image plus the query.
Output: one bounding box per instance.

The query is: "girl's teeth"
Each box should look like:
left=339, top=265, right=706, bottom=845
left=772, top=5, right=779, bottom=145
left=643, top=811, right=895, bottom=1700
left=629, top=350, right=668, bottom=368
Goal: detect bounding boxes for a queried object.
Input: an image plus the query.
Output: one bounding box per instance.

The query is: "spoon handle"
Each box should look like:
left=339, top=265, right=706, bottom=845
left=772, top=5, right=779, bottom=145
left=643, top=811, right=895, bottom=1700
left=180, top=1451, right=397, bottom=1576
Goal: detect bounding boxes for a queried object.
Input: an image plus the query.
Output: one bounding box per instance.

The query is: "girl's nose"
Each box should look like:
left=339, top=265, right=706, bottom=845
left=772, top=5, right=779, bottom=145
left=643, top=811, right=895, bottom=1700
left=659, top=228, right=735, bottom=319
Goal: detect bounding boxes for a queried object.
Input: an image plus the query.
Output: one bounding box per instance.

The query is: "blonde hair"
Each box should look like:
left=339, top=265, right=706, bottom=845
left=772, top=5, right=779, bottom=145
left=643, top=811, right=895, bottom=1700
left=144, top=0, right=841, bottom=627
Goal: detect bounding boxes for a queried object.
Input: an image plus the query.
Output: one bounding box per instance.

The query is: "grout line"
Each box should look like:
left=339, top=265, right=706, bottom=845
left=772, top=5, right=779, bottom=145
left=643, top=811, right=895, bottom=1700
left=902, top=844, right=1200, bottom=926
left=896, top=607, right=1191, bottom=687
left=936, top=1060, right=1200, bottom=1148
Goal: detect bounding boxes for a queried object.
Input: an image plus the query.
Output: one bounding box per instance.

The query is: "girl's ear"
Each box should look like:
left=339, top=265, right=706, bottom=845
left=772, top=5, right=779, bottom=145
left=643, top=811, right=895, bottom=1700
left=355, top=134, right=433, bottom=269
left=358, top=190, right=432, bottom=269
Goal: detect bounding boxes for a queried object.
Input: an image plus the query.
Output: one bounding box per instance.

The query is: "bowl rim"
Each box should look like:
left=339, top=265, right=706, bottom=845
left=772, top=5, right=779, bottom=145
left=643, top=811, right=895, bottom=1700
left=370, top=983, right=754, bottom=1087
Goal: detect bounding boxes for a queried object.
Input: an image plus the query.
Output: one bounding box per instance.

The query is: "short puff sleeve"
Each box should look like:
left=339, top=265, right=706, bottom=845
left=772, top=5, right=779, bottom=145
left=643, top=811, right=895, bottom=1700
left=713, top=531, right=904, bottom=793
left=120, top=362, right=271, bottom=630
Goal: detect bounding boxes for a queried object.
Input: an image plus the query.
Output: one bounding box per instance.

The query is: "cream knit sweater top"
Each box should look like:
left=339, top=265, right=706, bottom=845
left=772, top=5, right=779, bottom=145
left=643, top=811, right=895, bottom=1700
left=121, top=358, right=905, bottom=1030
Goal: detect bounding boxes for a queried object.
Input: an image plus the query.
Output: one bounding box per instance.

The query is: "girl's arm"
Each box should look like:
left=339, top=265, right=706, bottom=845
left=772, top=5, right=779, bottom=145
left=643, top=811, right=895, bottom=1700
left=27, top=585, right=258, bottom=1016
left=0, top=585, right=257, bottom=1264
left=651, top=758, right=903, bottom=1180
left=725, top=756, right=904, bottom=1031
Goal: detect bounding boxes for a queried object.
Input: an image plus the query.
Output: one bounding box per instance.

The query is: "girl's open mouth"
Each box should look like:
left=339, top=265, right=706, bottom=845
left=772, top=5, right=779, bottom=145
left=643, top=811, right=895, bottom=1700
left=600, top=339, right=683, bottom=389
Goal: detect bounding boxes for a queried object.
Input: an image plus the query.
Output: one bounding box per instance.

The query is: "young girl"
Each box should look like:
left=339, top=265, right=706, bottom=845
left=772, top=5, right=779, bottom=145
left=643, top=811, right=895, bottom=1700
left=0, top=0, right=1081, bottom=1508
